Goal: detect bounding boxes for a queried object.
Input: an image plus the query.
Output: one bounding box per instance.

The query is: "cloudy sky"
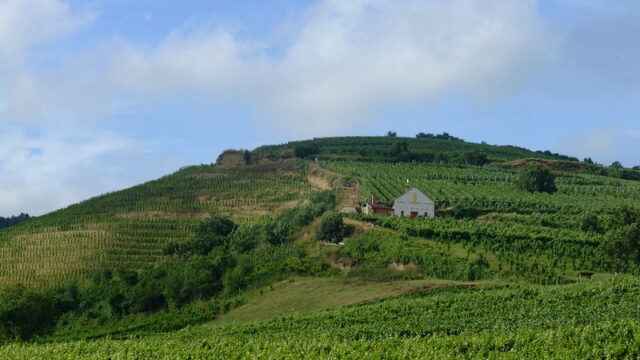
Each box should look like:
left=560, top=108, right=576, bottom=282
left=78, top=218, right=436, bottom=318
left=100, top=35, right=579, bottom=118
left=1, top=0, right=639, bottom=216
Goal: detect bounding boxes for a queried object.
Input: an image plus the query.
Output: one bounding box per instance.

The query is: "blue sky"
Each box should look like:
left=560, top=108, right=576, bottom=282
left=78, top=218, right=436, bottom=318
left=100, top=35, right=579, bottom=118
left=1, top=0, right=639, bottom=216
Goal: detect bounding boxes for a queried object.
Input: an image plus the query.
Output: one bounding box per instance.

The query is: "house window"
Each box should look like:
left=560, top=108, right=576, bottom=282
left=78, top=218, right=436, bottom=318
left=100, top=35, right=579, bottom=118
left=424, top=212, right=428, bottom=217
left=400, top=211, right=404, bottom=217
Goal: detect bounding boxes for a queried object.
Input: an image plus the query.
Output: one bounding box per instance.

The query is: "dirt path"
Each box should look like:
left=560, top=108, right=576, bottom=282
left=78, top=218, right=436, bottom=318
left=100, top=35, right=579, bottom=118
left=308, top=174, right=332, bottom=190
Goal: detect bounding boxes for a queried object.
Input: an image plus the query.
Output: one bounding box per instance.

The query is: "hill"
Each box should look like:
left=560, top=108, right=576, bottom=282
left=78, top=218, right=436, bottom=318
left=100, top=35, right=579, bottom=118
left=0, top=160, right=313, bottom=286
left=253, top=135, right=578, bottom=164
left=4, top=278, right=640, bottom=359
left=1, top=135, right=640, bottom=354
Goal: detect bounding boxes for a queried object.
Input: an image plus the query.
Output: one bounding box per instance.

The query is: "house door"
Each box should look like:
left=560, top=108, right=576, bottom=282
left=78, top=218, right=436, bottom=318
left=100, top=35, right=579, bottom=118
left=410, top=211, right=418, bottom=218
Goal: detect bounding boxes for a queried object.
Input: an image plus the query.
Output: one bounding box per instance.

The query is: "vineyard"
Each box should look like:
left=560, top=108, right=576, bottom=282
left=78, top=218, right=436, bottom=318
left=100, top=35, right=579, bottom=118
left=0, top=161, right=313, bottom=286
left=324, top=161, right=640, bottom=213
left=253, top=136, right=577, bottom=163
left=3, top=278, right=639, bottom=359
left=1, top=136, right=640, bottom=357
left=324, top=161, right=640, bottom=282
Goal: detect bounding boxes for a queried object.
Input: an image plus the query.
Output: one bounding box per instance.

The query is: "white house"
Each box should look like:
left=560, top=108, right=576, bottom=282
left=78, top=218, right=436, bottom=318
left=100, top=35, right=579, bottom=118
left=392, top=188, right=435, bottom=218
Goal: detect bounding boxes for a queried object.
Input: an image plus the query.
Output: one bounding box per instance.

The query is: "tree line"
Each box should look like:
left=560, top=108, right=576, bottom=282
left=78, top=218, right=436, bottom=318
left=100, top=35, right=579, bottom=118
left=0, top=214, right=31, bottom=230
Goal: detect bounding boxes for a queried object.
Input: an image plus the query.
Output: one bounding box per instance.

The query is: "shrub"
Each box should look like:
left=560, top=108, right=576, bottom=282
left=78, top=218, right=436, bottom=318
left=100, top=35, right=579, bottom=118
left=316, top=212, right=345, bottom=243
left=516, top=163, right=557, bottom=193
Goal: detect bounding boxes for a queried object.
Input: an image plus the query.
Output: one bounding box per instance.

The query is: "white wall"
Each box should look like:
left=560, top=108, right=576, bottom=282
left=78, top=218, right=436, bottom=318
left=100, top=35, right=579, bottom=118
left=393, top=188, right=435, bottom=218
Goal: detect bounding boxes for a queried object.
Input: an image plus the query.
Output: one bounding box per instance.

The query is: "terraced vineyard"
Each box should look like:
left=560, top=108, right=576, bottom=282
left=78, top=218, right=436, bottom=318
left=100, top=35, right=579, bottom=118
left=325, top=161, right=640, bottom=213
left=325, top=161, right=640, bottom=282
left=0, top=161, right=313, bottom=286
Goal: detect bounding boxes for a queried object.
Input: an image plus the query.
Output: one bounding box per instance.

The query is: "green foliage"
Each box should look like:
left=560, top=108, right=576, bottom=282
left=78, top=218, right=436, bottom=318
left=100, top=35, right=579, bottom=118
left=4, top=279, right=640, bottom=358
left=164, top=216, right=237, bottom=256
left=0, top=162, right=312, bottom=286
left=0, top=213, right=31, bottom=230
left=293, top=144, right=320, bottom=158
left=516, top=163, right=557, bottom=193
left=610, top=161, right=624, bottom=169
left=253, top=136, right=579, bottom=163
left=0, top=190, right=336, bottom=342
left=316, top=212, right=345, bottom=243
left=0, top=285, right=64, bottom=342
left=579, top=213, right=602, bottom=233
left=339, top=230, right=493, bottom=281
left=600, top=224, right=640, bottom=272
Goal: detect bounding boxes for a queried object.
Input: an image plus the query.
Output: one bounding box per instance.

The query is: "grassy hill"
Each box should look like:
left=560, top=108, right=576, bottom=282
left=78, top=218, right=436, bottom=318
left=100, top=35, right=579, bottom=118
left=1, top=135, right=640, bottom=357
left=0, top=160, right=312, bottom=286
left=253, top=135, right=578, bottom=163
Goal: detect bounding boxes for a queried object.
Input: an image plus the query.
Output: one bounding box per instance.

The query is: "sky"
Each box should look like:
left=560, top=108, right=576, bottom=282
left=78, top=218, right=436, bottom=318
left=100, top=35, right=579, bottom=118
left=1, top=0, right=640, bottom=216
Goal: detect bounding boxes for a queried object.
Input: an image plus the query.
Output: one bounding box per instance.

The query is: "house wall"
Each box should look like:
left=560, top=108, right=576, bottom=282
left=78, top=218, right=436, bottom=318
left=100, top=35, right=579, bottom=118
left=393, top=188, right=435, bottom=218
left=363, top=204, right=374, bottom=215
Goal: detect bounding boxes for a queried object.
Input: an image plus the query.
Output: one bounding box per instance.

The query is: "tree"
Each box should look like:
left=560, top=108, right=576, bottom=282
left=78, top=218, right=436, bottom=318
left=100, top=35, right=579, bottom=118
left=610, top=161, right=624, bottom=169
left=580, top=213, right=602, bottom=233
left=391, top=141, right=409, bottom=155
left=386, top=131, right=397, bottom=137
left=316, top=212, right=345, bottom=243
left=583, top=158, right=594, bottom=164
left=293, top=144, right=320, bottom=158
left=164, top=216, right=237, bottom=256
left=600, top=224, right=640, bottom=272
left=516, top=163, right=557, bottom=193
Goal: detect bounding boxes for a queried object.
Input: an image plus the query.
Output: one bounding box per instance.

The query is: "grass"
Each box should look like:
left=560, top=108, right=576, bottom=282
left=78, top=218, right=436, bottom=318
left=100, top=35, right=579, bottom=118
left=207, top=277, right=470, bottom=326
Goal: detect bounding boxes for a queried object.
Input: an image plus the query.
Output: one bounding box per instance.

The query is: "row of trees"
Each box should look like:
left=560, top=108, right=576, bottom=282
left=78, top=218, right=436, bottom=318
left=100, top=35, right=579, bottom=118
left=385, top=131, right=465, bottom=142
left=0, top=214, right=31, bottom=230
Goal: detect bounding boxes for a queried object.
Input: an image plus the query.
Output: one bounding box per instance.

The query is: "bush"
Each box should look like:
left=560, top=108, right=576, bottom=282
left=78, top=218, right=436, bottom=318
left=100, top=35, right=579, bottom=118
left=316, top=212, right=345, bottom=243
left=516, top=163, right=557, bottom=193
left=600, top=224, right=640, bottom=272
left=580, top=213, right=602, bottom=233
left=164, top=216, right=237, bottom=256
left=0, top=285, right=63, bottom=341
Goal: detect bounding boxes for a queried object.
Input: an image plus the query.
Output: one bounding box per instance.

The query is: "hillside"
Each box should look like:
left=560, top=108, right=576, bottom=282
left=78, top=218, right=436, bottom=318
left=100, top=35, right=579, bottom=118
left=0, top=160, right=313, bottom=286
left=253, top=135, right=578, bottom=163
left=4, top=278, right=640, bottom=359
left=1, top=136, right=639, bottom=286
left=1, top=135, right=640, bottom=356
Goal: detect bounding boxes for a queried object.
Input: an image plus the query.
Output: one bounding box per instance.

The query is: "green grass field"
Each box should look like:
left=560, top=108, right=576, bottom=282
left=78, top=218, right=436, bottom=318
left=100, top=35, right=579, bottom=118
left=209, top=277, right=469, bottom=326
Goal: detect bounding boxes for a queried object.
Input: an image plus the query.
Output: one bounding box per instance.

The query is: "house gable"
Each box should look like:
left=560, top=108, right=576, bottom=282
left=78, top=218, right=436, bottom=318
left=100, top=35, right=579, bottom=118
left=394, top=188, right=434, bottom=205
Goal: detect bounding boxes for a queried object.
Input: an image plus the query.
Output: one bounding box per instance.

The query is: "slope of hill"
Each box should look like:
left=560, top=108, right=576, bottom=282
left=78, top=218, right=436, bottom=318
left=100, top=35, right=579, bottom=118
left=1, top=135, right=639, bottom=354
left=4, top=278, right=639, bottom=359
left=253, top=135, right=578, bottom=163
left=0, top=160, right=312, bottom=286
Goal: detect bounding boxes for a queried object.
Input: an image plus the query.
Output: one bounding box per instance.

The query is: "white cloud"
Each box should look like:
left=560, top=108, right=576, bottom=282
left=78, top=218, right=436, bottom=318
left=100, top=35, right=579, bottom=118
left=0, top=0, right=554, bottom=215
left=0, top=127, right=127, bottom=215
left=0, top=0, right=92, bottom=67
left=557, top=128, right=640, bottom=167
left=1, top=0, right=553, bottom=134
left=8, top=0, right=550, bottom=133
left=260, top=0, right=551, bottom=135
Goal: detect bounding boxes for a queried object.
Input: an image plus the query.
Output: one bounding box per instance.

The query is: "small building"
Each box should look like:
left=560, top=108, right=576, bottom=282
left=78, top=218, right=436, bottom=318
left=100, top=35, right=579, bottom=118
left=393, top=188, right=435, bottom=218
left=364, top=188, right=435, bottom=218
left=363, top=196, right=394, bottom=216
